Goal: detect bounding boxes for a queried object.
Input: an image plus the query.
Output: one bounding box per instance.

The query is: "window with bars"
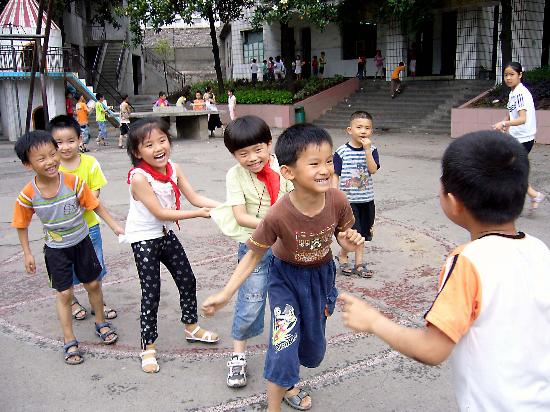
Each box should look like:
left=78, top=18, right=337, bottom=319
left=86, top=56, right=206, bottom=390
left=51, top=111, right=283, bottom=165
left=243, top=30, right=264, bottom=63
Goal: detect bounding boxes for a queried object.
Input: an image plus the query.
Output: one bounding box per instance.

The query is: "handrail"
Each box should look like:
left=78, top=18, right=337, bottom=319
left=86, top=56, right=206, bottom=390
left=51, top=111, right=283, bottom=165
left=142, top=48, right=186, bottom=91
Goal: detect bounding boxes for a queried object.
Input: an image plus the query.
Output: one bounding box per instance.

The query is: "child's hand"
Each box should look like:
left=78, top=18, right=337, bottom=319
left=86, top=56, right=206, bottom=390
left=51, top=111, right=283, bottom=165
left=197, top=207, right=211, bottom=218
left=492, top=121, right=506, bottom=132
left=201, top=291, right=231, bottom=317
left=360, top=137, right=372, bottom=150
left=339, top=292, right=380, bottom=333
left=112, top=225, right=125, bottom=236
left=337, top=228, right=364, bottom=252
left=23, top=253, right=36, bottom=274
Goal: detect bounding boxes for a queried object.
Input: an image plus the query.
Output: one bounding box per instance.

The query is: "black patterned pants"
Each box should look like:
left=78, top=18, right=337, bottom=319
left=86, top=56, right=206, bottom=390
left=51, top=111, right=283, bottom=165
left=131, top=230, right=198, bottom=349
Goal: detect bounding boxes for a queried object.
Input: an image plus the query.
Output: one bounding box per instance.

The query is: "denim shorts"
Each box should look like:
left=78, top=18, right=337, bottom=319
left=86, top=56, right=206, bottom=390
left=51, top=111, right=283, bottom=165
left=263, top=257, right=338, bottom=388
left=80, top=124, right=90, bottom=144
left=231, top=243, right=272, bottom=341
left=72, top=224, right=106, bottom=285
left=98, top=121, right=107, bottom=138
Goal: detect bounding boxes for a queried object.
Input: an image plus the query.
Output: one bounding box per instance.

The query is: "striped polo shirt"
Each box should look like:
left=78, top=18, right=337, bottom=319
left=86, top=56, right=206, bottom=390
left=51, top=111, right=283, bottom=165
left=12, top=172, right=99, bottom=248
left=334, top=143, right=380, bottom=203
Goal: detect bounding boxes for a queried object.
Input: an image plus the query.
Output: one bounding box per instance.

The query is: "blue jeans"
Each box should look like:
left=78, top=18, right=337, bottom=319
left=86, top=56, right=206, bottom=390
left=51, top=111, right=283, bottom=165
left=98, top=121, right=107, bottom=139
left=72, top=224, right=106, bottom=285
left=231, top=243, right=272, bottom=341
left=80, top=124, right=90, bottom=144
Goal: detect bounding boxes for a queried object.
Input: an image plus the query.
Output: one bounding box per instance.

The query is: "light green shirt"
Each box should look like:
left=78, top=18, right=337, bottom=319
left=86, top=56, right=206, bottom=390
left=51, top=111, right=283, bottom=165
left=95, top=101, right=106, bottom=122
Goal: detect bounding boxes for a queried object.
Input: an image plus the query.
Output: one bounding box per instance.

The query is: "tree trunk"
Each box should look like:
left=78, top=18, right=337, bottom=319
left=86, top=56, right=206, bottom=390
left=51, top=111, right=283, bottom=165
left=500, top=0, right=512, bottom=78
left=163, top=60, right=169, bottom=94
left=206, top=7, right=225, bottom=96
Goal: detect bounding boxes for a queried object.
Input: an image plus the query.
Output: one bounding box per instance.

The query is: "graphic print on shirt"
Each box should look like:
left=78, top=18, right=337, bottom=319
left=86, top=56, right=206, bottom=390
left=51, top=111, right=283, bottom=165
left=294, top=224, right=335, bottom=263
left=272, top=304, right=298, bottom=352
left=342, top=163, right=370, bottom=191
left=508, top=93, right=524, bottom=113
left=47, top=199, right=81, bottom=242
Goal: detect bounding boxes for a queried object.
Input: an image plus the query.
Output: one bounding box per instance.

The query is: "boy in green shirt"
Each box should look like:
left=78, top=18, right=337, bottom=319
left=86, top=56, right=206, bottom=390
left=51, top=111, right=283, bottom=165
left=95, top=93, right=107, bottom=145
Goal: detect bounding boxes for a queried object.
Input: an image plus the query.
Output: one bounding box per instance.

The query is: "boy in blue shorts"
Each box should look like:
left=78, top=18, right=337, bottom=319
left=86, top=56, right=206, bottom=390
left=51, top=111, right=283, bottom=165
left=211, top=115, right=293, bottom=388
left=50, top=115, right=117, bottom=321
left=12, top=131, right=124, bottom=365
left=203, top=124, right=364, bottom=411
left=333, top=111, right=380, bottom=277
left=340, top=131, right=550, bottom=410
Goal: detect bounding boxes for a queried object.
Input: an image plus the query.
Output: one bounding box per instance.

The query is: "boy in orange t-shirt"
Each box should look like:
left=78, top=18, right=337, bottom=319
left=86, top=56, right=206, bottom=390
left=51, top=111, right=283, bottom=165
left=391, top=62, right=406, bottom=98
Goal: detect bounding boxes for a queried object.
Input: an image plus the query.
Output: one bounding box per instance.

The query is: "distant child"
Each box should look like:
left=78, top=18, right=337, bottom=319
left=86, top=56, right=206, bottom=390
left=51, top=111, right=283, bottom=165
left=274, top=56, right=284, bottom=81
left=154, top=91, right=169, bottom=108
left=357, top=56, right=366, bottom=79
left=319, top=51, right=327, bottom=78
left=390, top=62, right=406, bottom=98
left=227, top=89, right=237, bottom=121
left=333, top=111, right=379, bottom=277
left=75, top=95, right=91, bottom=152
left=250, top=58, right=259, bottom=85
left=192, top=90, right=206, bottom=111
left=95, top=93, right=108, bottom=145
left=312, top=56, right=319, bottom=77
left=12, top=131, right=124, bottom=365
left=123, top=118, right=221, bottom=373
left=268, top=57, right=275, bottom=81
left=50, top=115, right=118, bottom=322
left=340, top=131, right=550, bottom=411
left=374, top=50, right=385, bottom=80
left=293, top=55, right=304, bottom=80
left=210, top=115, right=293, bottom=389
left=262, top=59, right=268, bottom=81
left=119, top=94, right=131, bottom=149
left=66, top=92, right=74, bottom=117
left=203, top=124, right=364, bottom=411
left=205, top=87, right=222, bottom=136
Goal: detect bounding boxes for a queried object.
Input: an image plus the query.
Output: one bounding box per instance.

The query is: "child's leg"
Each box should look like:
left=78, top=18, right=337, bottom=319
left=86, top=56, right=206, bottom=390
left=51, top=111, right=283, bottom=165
left=57, top=287, right=77, bottom=343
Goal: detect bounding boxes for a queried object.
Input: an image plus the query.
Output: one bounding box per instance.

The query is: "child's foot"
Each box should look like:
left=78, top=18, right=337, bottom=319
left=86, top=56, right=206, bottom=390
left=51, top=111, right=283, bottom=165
left=91, top=303, right=117, bottom=320
left=185, top=325, right=219, bottom=343
left=140, top=346, right=160, bottom=373
left=63, top=340, right=83, bottom=365
left=335, top=256, right=353, bottom=276
left=95, top=322, right=118, bottom=344
left=284, top=386, right=312, bottom=411
left=529, top=192, right=545, bottom=212
left=71, top=299, right=87, bottom=321
left=353, top=264, right=373, bottom=279
left=227, top=354, right=247, bottom=388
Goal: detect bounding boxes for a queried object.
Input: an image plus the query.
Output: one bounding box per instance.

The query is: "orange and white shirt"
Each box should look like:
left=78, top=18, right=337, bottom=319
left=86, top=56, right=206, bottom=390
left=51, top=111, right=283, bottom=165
left=425, top=233, right=550, bottom=411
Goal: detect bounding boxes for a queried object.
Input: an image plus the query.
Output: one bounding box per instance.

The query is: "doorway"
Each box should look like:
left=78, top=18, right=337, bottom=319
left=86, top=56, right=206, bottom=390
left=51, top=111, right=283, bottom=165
left=441, top=11, right=457, bottom=76
left=301, top=28, right=311, bottom=78
left=132, top=55, right=142, bottom=95
left=32, top=106, right=46, bottom=130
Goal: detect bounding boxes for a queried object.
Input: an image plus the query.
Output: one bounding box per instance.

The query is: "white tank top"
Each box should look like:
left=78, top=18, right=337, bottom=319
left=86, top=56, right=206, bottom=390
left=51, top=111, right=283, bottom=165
left=123, top=161, right=177, bottom=243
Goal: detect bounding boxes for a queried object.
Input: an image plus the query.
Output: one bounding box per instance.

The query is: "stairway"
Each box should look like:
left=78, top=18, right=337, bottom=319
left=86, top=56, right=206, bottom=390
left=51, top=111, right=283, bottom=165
left=96, top=42, right=124, bottom=99
left=314, top=79, right=493, bottom=135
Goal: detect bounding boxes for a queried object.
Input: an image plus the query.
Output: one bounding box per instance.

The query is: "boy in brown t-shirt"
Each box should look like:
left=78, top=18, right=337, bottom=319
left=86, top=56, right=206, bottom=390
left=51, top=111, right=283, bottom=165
left=202, top=124, right=364, bottom=411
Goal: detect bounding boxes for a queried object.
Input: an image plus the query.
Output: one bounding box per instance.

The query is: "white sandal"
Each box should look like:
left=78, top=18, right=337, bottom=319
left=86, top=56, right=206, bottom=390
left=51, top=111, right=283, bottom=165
left=185, top=325, right=219, bottom=344
left=140, top=349, right=160, bottom=373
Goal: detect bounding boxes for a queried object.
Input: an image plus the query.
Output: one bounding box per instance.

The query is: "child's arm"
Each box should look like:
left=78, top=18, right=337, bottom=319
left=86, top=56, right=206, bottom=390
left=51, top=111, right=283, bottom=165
left=201, top=249, right=264, bottom=316
left=361, top=138, right=379, bottom=174
left=16, top=228, right=36, bottom=274
left=93, top=203, right=124, bottom=235
left=340, top=293, right=455, bottom=365
left=175, top=164, right=222, bottom=208
left=493, top=111, right=523, bottom=131
left=131, top=173, right=210, bottom=220
left=336, top=228, right=364, bottom=252
left=232, top=204, right=262, bottom=229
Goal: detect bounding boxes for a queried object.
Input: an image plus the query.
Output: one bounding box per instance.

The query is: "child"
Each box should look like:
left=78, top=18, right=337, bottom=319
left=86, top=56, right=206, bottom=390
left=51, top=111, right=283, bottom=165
left=227, top=89, right=237, bottom=121
left=293, top=55, right=304, bottom=80
left=268, top=57, right=275, bottom=81
left=154, top=91, right=169, bottom=108
left=75, top=95, right=91, bottom=152
left=119, top=95, right=131, bottom=149
left=262, top=59, right=268, bottom=81
left=95, top=93, right=108, bottom=146
left=210, top=115, right=293, bottom=388
left=333, top=111, right=379, bottom=277
left=65, top=91, right=74, bottom=118
left=311, top=56, right=319, bottom=77
left=250, top=58, right=259, bottom=85
left=12, top=131, right=124, bottom=365
left=205, top=87, right=222, bottom=136
left=203, top=123, right=364, bottom=411
left=390, top=62, right=406, bottom=98
left=374, top=50, right=385, bottom=80
left=50, top=115, right=118, bottom=321
left=123, top=118, right=221, bottom=373
left=492, top=61, right=545, bottom=212
left=192, top=90, right=206, bottom=111
left=356, top=56, right=365, bottom=79
left=340, top=131, right=550, bottom=411
left=319, top=51, right=327, bottom=78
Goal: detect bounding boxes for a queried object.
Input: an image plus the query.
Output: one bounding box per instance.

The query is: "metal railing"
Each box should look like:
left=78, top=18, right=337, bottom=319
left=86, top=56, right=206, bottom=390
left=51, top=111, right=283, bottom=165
left=142, top=48, right=186, bottom=92
left=0, top=45, right=68, bottom=72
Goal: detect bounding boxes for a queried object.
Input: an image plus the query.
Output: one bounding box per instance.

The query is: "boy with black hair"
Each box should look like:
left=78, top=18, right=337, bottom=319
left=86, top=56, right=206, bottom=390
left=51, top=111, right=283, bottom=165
left=333, top=111, right=379, bottom=278
left=390, top=61, right=406, bottom=98
left=210, top=115, right=293, bottom=388
left=50, top=115, right=117, bottom=321
left=12, top=131, right=124, bottom=365
left=95, top=93, right=108, bottom=145
left=340, top=131, right=550, bottom=411
left=204, top=123, right=364, bottom=411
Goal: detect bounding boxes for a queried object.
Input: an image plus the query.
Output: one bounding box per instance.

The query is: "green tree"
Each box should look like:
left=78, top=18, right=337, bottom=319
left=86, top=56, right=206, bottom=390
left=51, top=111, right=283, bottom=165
left=154, top=39, right=172, bottom=93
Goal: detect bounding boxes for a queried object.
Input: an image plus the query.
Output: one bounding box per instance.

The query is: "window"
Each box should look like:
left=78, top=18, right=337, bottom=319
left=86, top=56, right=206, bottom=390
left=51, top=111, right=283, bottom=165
left=342, top=22, right=377, bottom=60
left=243, top=30, right=264, bottom=63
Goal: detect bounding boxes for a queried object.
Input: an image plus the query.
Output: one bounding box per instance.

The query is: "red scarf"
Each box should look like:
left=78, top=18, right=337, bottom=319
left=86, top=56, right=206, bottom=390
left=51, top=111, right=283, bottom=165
left=127, top=160, right=181, bottom=211
left=256, top=162, right=280, bottom=206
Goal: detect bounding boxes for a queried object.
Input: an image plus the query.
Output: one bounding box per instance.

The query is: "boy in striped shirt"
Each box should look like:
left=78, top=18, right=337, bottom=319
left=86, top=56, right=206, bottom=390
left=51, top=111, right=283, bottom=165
left=12, top=131, right=124, bottom=365
left=333, top=111, right=380, bottom=277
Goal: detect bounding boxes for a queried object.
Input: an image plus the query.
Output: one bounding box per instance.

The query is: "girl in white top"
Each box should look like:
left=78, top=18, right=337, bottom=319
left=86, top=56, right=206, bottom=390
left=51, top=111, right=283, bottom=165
left=493, top=61, right=545, bottom=211
left=124, top=118, right=221, bottom=373
left=227, top=88, right=237, bottom=121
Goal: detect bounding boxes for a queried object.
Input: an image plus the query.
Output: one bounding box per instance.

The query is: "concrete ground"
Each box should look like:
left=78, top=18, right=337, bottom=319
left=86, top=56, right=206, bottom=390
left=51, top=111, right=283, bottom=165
left=0, top=128, right=548, bottom=412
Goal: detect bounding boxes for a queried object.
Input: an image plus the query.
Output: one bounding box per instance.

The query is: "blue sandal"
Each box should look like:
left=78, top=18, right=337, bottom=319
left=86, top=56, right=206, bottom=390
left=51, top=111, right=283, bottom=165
left=283, top=386, right=312, bottom=411
left=95, top=322, right=118, bottom=345
left=63, top=340, right=84, bottom=365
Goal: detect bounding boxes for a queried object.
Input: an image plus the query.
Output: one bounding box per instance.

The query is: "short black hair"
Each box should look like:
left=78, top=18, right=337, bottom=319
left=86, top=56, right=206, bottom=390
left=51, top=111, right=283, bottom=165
left=224, top=115, right=272, bottom=153
left=275, top=123, right=332, bottom=166
left=350, top=111, right=373, bottom=123
left=159, top=91, right=166, bottom=97
left=441, top=130, right=529, bottom=225
left=127, top=118, right=172, bottom=166
left=398, top=61, right=404, bottom=66
left=49, top=114, right=81, bottom=138
left=14, top=130, right=57, bottom=165
left=96, top=93, right=103, bottom=100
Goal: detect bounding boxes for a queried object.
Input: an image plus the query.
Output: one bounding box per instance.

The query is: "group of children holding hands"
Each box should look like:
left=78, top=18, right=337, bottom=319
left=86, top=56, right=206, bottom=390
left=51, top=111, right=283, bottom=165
left=11, top=61, right=549, bottom=411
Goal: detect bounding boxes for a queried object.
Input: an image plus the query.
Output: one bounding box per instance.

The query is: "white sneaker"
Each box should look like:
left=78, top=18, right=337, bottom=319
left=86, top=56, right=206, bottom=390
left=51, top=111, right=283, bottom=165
left=227, top=356, right=247, bottom=388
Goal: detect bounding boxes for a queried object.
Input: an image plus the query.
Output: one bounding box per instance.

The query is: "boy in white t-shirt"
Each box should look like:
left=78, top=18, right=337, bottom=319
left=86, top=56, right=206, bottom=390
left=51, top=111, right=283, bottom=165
left=227, top=89, right=237, bottom=121
left=340, top=131, right=550, bottom=411
left=250, top=59, right=259, bottom=85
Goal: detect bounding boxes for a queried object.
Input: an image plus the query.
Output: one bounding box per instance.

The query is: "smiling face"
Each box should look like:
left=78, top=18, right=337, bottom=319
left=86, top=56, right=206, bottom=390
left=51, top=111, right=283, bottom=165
left=26, top=142, right=60, bottom=179
left=233, top=142, right=272, bottom=173
left=504, top=66, right=522, bottom=89
left=135, top=127, right=171, bottom=173
left=52, top=127, right=81, bottom=162
left=284, top=142, right=334, bottom=193
left=347, top=117, right=373, bottom=146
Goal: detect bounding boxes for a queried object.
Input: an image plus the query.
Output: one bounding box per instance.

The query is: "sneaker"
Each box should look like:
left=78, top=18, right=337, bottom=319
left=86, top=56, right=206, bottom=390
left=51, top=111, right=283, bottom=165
left=227, top=356, right=247, bottom=388
left=529, top=192, right=545, bottom=212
